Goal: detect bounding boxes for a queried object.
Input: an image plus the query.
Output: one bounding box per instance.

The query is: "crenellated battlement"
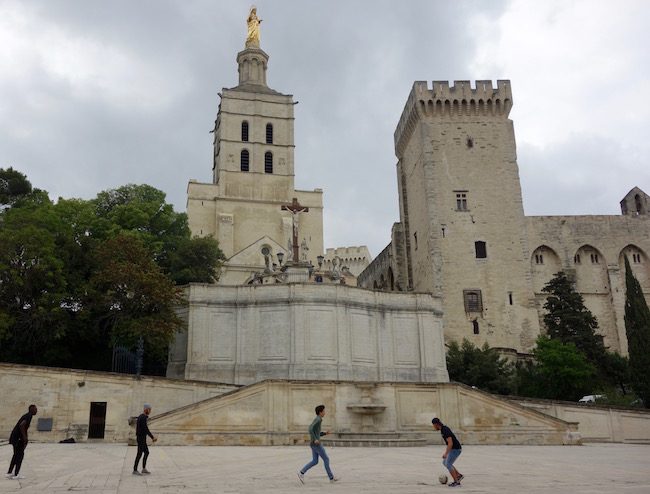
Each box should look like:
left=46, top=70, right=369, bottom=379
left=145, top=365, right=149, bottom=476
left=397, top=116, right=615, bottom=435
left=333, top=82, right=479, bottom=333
left=394, top=80, right=513, bottom=158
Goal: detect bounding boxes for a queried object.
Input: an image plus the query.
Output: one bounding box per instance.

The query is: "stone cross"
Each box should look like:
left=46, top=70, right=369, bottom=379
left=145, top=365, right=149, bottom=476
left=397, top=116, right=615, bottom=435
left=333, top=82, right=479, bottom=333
left=281, top=197, right=309, bottom=263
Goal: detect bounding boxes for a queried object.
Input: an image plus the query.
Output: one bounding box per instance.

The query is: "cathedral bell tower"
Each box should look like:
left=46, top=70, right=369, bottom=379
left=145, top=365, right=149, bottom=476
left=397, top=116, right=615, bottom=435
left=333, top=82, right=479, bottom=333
left=187, top=8, right=323, bottom=285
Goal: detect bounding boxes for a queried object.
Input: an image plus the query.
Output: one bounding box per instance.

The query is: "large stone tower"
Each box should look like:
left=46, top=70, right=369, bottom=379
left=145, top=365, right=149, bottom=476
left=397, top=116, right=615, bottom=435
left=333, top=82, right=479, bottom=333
left=187, top=27, right=324, bottom=284
left=391, top=80, right=540, bottom=352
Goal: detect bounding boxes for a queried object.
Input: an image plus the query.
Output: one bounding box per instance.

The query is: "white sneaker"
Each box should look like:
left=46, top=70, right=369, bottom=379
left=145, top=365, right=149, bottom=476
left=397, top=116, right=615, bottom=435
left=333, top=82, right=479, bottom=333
left=297, top=472, right=304, bottom=484
left=12, top=474, right=25, bottom=480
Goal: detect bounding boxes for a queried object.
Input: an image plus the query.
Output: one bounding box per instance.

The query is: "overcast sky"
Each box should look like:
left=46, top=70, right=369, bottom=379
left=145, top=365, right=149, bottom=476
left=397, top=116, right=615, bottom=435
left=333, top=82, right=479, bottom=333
left=1, top=0, right=649, bottom=258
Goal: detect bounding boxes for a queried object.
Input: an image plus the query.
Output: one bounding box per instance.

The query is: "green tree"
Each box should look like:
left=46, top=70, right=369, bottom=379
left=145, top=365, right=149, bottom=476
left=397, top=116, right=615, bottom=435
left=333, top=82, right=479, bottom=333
left=89, top=234, right=183, bottom=356
left=0, top=199, right=70, bottom=364
left=446, top=339, right=514, bottom=395
left=161, top=235, right=224, bottom=285
left=623, top=256, right=650, bottom=407
left=517, top=336, right=596, bottom=401
left=542, top=271, right=607, bottom=364
left=0, top=167, right=32, bottom=206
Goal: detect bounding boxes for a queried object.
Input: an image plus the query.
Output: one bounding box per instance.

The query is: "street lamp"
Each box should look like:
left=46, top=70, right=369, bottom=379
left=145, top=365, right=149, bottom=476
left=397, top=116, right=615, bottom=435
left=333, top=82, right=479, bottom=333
left=317, top=255, right=324, bottom=269
left=277, top=251, right=284, bottom=265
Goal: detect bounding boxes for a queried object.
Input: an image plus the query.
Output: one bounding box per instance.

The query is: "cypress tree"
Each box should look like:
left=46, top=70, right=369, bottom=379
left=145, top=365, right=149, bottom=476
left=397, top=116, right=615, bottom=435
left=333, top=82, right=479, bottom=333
left=542, top=271, right=606, bottom=363
left=623, top=256, right=650, bottom=407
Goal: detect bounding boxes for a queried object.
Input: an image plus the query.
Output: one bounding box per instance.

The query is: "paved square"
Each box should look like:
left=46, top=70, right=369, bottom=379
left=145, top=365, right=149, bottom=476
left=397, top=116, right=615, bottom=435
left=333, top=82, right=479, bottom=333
left=1, top=443, right=649, bottom=493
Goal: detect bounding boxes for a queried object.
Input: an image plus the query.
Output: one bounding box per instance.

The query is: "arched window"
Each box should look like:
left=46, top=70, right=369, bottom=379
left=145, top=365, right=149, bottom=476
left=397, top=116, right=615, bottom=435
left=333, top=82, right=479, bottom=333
left=472, top=320, right=480, bottom=334
left=240, top=149, right=249, bottom=172
left=241, top=121, right=249, bottom=142
left=264, top=152, right=273, bottom=174
left=635, top=194, right=642, bottom=214
left=266, top=123, right=273, bottom=144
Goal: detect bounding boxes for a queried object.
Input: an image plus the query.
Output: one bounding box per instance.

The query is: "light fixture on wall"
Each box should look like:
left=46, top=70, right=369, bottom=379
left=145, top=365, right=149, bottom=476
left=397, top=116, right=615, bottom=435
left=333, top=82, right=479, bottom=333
left=277, top=252, right=284, bottom=265
left=317, top=255, right=324, bottom=269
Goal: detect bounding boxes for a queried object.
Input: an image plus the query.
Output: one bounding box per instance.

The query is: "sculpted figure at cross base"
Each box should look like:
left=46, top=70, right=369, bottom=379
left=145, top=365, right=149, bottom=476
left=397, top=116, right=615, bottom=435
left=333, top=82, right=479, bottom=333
left=246, top=7, right=262, bottom=48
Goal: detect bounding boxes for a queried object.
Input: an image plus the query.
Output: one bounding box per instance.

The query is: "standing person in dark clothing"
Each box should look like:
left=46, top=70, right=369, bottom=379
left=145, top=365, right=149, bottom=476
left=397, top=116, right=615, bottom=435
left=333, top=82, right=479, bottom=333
left=432, top=417, right=464, bottom=487
left=133, top=404, right=157, bottom=475
left=297, top=404, right=338, bottom=484
left=6, top=404, right=37, bottom=480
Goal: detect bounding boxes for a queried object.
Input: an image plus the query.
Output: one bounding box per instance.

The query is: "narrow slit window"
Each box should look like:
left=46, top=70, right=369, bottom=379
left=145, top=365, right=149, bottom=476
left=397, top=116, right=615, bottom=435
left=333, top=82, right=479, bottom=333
left=508, top=292, right=513, bottom=305
left=266, top=123, right=273, bottom=144
left=472, top=320, right=480, bottom=334
left=241, top=121, right=249, bottom=142
left=264, top=152, right=273, bottom=174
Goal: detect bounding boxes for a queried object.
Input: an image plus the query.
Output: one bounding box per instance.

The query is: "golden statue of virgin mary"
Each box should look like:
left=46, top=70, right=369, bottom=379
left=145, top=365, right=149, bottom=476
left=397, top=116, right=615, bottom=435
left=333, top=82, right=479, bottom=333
left=245, top=7, right=262, bottom=48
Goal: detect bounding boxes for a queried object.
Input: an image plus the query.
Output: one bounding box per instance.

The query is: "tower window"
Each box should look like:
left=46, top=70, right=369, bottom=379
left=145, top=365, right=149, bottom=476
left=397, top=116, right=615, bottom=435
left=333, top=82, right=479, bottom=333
left=264, top=152, right=273, bottom=174
left=472, top=320, right=479, bottom=334
left=240, top=149, right=249, bottom=172
left=535, top=254, right=544, bottom=264
left=475, top=241, right=487, bottom=259
left=635, top=194, right=642, bottom=214
left=266, top=123, right=273, bottom=144
left=241, top=121, right=249, bottom=142
left=414, top=232, right=418, bottom=250
left=455, top=191, right=468, bottom=211
left=632, top=253, right=641, bottom=263
left=574, top=254, right=581, bottom=264
left=590, top=253, right=599, bottom=264
left=508, top=292, right=513, bottom=305
left=463, top=289, right=483, bottom=313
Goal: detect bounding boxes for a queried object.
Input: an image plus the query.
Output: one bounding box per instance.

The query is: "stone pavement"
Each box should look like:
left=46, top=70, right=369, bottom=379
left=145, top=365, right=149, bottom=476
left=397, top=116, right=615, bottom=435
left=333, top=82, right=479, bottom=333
left=1, top=443, right=649, bottom=493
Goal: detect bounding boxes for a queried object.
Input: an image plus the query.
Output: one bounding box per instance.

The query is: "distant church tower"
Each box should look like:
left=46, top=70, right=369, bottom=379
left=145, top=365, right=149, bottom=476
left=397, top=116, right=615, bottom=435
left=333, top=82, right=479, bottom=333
left=187, top=12, right=324, bottom=284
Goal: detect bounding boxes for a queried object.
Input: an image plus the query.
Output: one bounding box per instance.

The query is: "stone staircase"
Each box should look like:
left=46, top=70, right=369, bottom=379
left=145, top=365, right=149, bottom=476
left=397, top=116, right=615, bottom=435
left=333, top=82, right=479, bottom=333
left=322, top=432, right=428, bottom=447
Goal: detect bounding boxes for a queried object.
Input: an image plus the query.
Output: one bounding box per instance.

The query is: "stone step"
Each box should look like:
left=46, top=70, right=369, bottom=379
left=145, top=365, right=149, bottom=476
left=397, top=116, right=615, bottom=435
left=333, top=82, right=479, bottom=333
left=322, top=433, right=428, bottom=447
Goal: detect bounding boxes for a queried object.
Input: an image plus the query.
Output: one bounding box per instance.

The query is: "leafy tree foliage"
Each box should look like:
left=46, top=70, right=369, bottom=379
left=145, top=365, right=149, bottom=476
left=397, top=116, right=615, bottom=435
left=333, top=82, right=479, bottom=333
left=542, top=271, right=607, bottom=363
left=0, top=176, right=224, bottom=373
left=446, top=339, right=514, bottom=395
left=623, top=256, right=650, bottom=407
left=0, top=167, right=32, bottom=206
left=516, top=336, right=596, bottom=401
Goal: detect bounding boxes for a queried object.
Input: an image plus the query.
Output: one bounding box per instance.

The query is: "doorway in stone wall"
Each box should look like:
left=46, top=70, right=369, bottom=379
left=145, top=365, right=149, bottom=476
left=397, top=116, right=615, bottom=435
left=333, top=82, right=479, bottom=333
left=88, top=402, right=107, bottom=439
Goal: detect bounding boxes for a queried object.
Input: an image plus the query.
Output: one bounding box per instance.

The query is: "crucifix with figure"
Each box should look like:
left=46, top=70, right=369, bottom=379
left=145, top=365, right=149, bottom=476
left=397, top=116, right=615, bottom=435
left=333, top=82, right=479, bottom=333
left=281, top=197, right=309, bottom=263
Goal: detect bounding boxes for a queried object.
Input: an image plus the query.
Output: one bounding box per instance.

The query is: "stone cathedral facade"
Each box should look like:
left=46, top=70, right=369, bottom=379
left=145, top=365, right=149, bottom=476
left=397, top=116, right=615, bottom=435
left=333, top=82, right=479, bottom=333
left=358, top=80, right=650, bottom=356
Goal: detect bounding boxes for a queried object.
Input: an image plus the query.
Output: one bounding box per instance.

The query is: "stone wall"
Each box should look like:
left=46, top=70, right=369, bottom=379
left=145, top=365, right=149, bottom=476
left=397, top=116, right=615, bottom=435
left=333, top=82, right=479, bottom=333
left=0, top=364, right=237, bottom=443
left=149, top=380, right=580, bottom=446
left=167, top=283, right=448, bottom=385
left=527, top=214, right=650, bottom=355
left=512, top=397, right=650, bottom=443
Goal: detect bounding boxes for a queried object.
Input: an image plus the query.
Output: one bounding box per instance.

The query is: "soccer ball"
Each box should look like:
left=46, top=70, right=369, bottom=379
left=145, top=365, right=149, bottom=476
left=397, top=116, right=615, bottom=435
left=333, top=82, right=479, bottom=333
left=439, top=474, right=448, bottom=484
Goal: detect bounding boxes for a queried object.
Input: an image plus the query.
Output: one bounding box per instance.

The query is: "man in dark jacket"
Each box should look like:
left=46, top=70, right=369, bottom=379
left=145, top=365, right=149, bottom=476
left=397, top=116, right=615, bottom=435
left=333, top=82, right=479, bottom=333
left=133, top=404, right=157, bottom=475
left=6, top=404, right=37, bottom=480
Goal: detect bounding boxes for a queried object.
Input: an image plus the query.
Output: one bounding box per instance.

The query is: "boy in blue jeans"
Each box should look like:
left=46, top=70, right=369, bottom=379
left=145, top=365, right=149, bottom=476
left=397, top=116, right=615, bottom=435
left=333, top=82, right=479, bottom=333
left=297, top=405, right=338, bottom=484
left=432, top=417, right=464, bottom=487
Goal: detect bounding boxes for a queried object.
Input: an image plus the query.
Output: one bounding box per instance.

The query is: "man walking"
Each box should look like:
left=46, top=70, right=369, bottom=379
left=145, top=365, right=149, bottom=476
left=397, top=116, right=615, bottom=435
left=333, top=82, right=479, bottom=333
left=297, top=405, right=338, bottom=484
left=432, top=417, right=464, bottom=487
left=6, top=404, right=37, bottom=480
left=133, top=404, right=157, bottom=475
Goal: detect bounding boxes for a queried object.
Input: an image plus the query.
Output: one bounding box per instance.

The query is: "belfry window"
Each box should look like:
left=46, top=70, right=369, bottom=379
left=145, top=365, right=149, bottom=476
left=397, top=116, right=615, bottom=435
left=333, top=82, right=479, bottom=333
left=240, top=149, right=250, bottom=172
left=266, top=123, right=273, bottom=144
left=535, top=254, right=544, bottom=264
left=590, top=253, right=599, bottom=264
left=463, top=289, right=483, bottom=313
left=455, top=191, right=468, bottom=211
left=475, top=241, right=487, bottom=259
left=241, top=121, right=249, bottom=142
left=264, top=152, right=273, bottom=174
